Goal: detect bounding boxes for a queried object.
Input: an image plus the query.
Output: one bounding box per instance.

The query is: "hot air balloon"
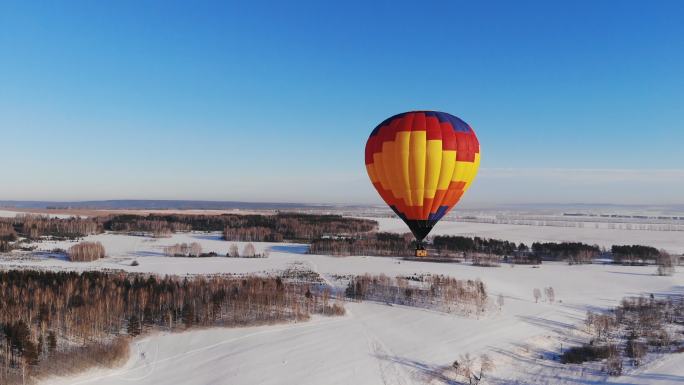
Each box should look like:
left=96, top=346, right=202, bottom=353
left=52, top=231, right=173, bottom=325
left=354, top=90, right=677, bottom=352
left=365, top=111, right=480, bottom=257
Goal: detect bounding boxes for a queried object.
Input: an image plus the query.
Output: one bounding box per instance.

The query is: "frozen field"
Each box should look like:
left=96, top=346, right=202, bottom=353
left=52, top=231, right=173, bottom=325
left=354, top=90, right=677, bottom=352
left=1, top=231, right=679, bottom=385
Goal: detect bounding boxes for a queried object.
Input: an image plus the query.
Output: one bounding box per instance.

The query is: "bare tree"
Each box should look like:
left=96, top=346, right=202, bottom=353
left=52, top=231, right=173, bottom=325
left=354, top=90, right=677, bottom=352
left=590, top=314, right=617, bottom=340
left=626, top=334, right=647, bottom=367
left=242, top=243, right=256, bottom=257
left=228, top=244, right=239, bottom=258
left=476, top=354, right=494, bottom=384
left=656, top=249, right=675, bottom=276
left=455, top=353, right=475, bottom=384
left=545, top=287, right=555, bottom=303
left=604, top=345, right=622, bottom=376
left=188, top=242, right=202, bottom=257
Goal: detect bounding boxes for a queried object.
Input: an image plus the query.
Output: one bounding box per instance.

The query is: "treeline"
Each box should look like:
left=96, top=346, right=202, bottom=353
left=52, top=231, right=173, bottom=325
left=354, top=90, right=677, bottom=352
left=103, top=213, right=376, bottom=241
left=345, top=274, right=487, bottom=315
left=309, top=233, right=535, bottom=262
left=433, top=237, right=601, bottom=264
left=105, top=215, right=191, bottom=237
left=309, top=232, right=415, bottom=256
left=612, top=245, right=661, bottom=265
left=223, top=226, right=283, bottom=242
left=105, top=213, right=266, bottom=233
left=530, top=242, right=600, bottom=264
left=310, top=233, right=672, bottom=267
left=105, top=213, right=376, bottom=241
left=433, top=235, right=519, bottom=256
left=0, top=270, right=344, bottom=385
left=0, top=215, right=103, bottom=240
left=223, top=213, right=377, bottom=242
left=0, top=213, right=377, bottom=243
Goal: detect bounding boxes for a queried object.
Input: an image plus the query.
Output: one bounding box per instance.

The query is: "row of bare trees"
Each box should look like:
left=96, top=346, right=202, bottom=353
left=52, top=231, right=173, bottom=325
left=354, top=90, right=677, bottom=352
left=0, top=215, right=102, bottom=240
left=1, top=212, right=376, bottom=243
left=161, top=243, right=263, bottom=258
left=227, top=243, right=263, bottom=258
left=345, top=274, right=488, bottom=315
left=103, top=213, right=376, bottom=241
left=532, top=287, right=555, bottom=303
left=0, top=223, right=17, bottom=241
left=163, top=242, right=203, bottom=257
left=223, top=214, right=377, bottom=242
left=67, top=242, right=106, bottom=262
left=309, top=233, right=415, bottom=256
left=107, top=218, right=191, bottom=237
left=223, top=227, right=282, bottom=242
left=0, top=270, right=345, bottom=385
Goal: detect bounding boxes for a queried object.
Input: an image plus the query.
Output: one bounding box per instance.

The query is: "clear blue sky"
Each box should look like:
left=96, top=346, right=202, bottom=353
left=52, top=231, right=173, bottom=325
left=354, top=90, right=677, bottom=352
left=1, top=1, right=683, bottom=205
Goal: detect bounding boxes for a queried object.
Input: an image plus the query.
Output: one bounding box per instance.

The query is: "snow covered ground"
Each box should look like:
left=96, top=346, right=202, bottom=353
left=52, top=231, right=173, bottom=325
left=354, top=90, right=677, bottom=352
left=2, top=230, right=678, bottom=385
left=0, top=232, right=308, bottom=275
left=608, top=352, right=684, bottom=385
left=36, top=257, right=683, bottom=385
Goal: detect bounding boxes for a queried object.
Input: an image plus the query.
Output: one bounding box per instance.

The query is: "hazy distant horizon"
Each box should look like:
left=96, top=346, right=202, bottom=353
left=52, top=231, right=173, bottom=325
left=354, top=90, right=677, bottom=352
left=2, top=166, right=683, bottom=207
left=2, top=199, right=683, bottom=213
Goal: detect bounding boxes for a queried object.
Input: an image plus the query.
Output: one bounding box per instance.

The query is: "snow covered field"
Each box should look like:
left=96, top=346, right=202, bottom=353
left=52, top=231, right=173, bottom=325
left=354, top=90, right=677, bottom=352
left=1, top=211, right=683, bottom=385
left=0, top=231, right=302, bottom=276
left=0, top=230, right=678, bottom=385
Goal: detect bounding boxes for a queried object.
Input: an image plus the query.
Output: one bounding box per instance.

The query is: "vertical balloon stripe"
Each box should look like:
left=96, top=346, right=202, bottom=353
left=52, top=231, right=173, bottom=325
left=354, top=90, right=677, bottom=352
left=373, top=152, right=390, bottom=192
left=410, top=113, right=427, bottom=215
left=396, top=114, right=414, bottom=207
left=381, top=120, right=400, bottom=203
left=430, top=121, right=457, bottom=216
left=396, top=130, right=412, bottom=206
left=408, top=115, right=426, bottom=219
left=423, top=115, right=442, bottom=218
left=383, top=141, right=401, bottom=203
left=424, top=145, right=442, bottom=194
left=465, top=153, right=481, bottom=189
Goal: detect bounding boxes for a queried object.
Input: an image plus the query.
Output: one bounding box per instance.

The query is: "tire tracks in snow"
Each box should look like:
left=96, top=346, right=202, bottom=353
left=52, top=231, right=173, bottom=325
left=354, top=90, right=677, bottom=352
left=53, top=316, right=349, bottom=385
left=305, top=257, right=414, bottom=385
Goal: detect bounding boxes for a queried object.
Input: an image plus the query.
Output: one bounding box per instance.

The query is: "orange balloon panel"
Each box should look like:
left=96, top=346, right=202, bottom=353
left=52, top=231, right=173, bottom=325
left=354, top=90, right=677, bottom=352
left=365, top=111, right=480, bottom=241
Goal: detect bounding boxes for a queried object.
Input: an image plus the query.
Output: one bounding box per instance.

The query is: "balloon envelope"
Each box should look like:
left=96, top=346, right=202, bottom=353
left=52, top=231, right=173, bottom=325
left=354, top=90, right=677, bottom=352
left=365, top=111, right=480, bottom=242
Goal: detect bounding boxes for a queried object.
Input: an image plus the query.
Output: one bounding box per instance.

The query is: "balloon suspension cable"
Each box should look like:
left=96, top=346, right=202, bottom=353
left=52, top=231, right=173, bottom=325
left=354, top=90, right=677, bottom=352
left=415, top=239, right=427, bottom=257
